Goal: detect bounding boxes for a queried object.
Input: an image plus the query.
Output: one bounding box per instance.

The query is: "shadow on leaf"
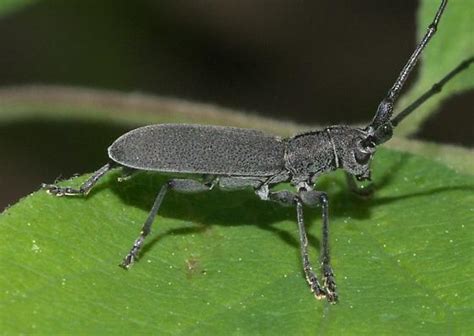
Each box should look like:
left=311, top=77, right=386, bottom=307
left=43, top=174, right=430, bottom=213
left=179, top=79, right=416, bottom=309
left=104, top=152, right=418, bottom=260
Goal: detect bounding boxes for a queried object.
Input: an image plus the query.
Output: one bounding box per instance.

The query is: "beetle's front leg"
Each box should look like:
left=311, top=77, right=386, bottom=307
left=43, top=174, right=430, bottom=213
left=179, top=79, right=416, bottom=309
left=255, top=185, right=330, bottom=302
left=294, top=199, right=330, bottom=301
left=298, top=187, right=337, bottom=303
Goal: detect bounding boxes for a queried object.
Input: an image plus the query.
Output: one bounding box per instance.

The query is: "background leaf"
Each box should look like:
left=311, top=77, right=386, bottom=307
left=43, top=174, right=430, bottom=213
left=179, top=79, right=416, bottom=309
left=1, top=149, right=473, bottom=334
left=0, top=0, right=36, bottom=16
left=0, top=0, right=472, bottom=142
left=394, top=0, right=474, bottom=137
left=0, top=86, right=302, bottom=135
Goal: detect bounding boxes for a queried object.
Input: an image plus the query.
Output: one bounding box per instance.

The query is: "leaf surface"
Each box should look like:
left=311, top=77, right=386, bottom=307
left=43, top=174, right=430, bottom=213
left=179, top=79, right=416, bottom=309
left=1, top=149, right=473, bottom=335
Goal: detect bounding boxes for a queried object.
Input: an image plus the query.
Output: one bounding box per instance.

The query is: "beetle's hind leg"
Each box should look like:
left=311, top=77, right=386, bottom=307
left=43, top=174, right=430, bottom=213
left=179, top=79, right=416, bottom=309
left=42, top=163, right=113, bottom=196
left=120, top=178, right=215, bottom=269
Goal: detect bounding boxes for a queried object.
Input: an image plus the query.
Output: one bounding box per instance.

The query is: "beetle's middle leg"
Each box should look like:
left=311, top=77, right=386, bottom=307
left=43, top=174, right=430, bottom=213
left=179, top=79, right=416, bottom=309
left=121, top=178, right=215, bottom=269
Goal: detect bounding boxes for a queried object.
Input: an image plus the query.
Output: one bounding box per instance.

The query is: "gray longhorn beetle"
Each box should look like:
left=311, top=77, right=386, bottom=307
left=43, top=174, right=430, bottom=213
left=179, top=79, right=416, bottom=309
left=43, top=0, right=472, bottom=303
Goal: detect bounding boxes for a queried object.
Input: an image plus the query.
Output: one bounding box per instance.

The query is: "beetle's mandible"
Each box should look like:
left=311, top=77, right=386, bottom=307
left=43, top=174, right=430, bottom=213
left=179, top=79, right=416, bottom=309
left=43, top=0, right=472, bottom=303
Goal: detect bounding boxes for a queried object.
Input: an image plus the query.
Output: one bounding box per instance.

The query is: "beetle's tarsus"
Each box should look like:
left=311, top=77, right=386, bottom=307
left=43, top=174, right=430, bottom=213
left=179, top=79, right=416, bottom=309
left=305, top=269, right=325, bottom=299
left=120, top=254, right=135, bottom=269
left=323, top=267, right=338, bottom=303
left=120, top=236, right=144, bottom=269
left=120, top=251, right=137, bottom=269
left=42, top=183, right=63, bottom=196
left=325, top=290, right=338, bottom=304
left=42, top=183, right=83, bottom=196
left=311, top=283, right=327, bottom=300
left=43, top=163, right=112, bottom=198
left=312, top=285, right=337, bottom=303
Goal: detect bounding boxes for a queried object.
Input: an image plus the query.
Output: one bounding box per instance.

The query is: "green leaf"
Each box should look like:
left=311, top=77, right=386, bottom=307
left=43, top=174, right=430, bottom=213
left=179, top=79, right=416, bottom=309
left=394, top=0, right=474, bottom=137
left=1, top=148, right=473, bottom=334
left=0, top=86, right=303, bottom=136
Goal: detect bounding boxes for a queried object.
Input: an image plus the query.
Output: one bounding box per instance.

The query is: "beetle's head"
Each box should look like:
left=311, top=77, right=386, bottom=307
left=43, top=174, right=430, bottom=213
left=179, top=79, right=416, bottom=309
left=329, top=126, right=379, bottom=181
left=336, top=100, right=394, bottom=180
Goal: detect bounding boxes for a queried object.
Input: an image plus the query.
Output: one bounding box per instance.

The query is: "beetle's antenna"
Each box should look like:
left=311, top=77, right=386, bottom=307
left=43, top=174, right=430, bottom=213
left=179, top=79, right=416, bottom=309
left=370, top=0, right=447, bottom=131
left=391, top=57, right=474, bottom=127
left=386, top=0, right=447, bottom=103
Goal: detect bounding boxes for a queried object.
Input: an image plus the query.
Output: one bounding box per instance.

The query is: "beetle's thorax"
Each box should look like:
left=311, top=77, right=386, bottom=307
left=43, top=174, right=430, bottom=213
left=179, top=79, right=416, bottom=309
left=285, top=126, right=376, bottom=184
left=326, top=126, right=375, bottom=180
left=285, top=129, right=338, bottom=184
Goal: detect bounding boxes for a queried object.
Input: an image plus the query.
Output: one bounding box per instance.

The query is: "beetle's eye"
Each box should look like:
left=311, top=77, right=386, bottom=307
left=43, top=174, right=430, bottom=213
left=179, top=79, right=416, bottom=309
left=354, top=149, right=371, bottom=165
left=366, top=141, right=376, bottom=150
left=360, top=137, right=376, bottom=152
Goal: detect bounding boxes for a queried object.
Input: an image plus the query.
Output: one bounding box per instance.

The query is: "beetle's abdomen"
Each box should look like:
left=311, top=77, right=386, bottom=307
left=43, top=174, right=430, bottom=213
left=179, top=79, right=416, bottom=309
left=108, top=124, right=286, bottom=176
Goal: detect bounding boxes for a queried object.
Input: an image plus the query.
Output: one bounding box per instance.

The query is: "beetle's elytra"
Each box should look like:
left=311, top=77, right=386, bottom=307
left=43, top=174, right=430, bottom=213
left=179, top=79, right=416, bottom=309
left=109, top=124, right=286, bottom=176
left=43, top=0, right=472, bottom=303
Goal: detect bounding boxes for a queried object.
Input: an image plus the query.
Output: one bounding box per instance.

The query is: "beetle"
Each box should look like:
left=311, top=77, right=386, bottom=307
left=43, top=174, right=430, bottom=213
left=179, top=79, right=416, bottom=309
left=43, top=0, right=472, bottom=303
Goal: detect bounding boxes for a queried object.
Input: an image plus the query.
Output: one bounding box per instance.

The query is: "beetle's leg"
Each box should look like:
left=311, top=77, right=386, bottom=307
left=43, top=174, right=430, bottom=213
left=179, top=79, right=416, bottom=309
left=298, top=188, right=337, bottom=303
left=345, top=172, right=374, bottom=198
left=42, top=163, right=113, bottom=196
left=295, top=199, right=331, bottom=301
left=120, top=183, right=169, bottom=269
left=120, top=178, right=215, bottom=269
left=253, top=184, right=328, bottom=301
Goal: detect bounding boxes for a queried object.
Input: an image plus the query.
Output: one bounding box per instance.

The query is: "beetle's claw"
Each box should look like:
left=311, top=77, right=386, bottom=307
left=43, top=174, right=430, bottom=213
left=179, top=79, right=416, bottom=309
left=312, top=287, right=338, bottom=303
left=325, top=290, right=338, bottom=304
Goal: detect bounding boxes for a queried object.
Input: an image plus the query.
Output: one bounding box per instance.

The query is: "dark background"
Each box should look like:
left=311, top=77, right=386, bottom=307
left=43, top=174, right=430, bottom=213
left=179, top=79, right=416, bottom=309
left=0, top=0, right=473, bottom=209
